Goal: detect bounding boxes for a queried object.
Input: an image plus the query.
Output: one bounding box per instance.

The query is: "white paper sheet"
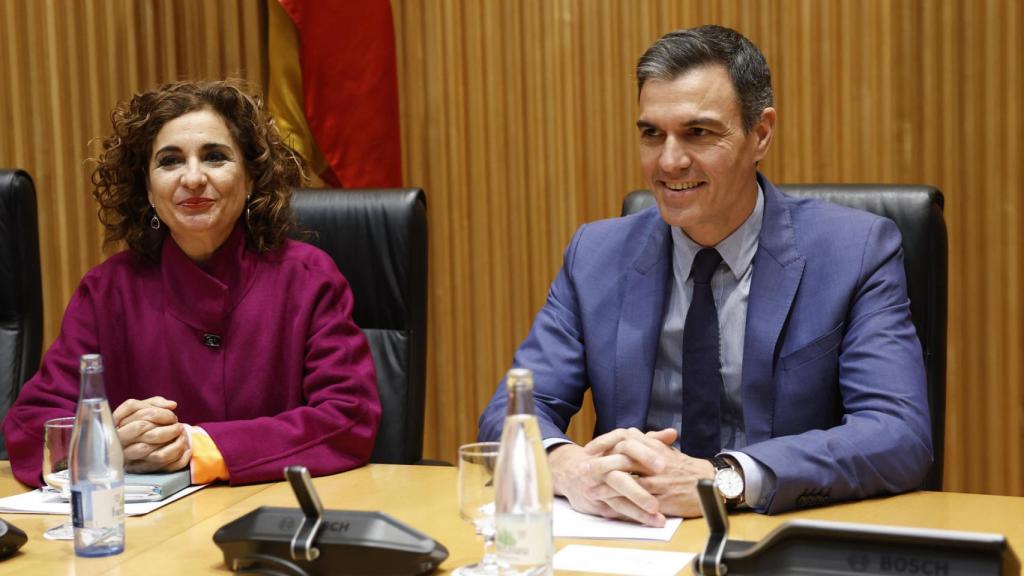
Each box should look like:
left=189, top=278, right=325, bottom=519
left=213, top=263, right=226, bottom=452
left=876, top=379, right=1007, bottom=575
left=553, top=497, right=682, bottom=541
left=0, top=484, right=206, bottom=516
left=554, top=544, right=695, bottom=576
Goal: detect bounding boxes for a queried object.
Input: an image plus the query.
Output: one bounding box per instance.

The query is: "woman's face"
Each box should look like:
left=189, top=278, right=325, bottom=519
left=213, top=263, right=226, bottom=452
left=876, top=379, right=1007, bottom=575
left=147, top=108, right=251, bottom=262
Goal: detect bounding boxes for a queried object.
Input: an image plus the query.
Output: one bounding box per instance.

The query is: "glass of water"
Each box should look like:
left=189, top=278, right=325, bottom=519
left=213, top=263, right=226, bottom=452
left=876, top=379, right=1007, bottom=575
left=454, top=441, right=504, bottom=575
left=42, top=416, right=76, bottom=539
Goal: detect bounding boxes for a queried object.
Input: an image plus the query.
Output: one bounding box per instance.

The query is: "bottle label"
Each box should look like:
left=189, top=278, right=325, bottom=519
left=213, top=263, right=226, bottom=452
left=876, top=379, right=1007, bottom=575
left=71, top=484, right=124, bottom=529
left=496, top=512, right=553, bottom=566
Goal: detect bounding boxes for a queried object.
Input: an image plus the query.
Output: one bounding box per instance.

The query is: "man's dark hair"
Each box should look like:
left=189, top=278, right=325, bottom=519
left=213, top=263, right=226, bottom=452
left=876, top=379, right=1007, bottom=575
left=636, top=25, right=773, bottom=133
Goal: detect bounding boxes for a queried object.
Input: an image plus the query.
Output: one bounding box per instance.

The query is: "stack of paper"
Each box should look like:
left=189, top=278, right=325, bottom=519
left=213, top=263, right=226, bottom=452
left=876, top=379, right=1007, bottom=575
left=0, top=482, right=205, bottom=516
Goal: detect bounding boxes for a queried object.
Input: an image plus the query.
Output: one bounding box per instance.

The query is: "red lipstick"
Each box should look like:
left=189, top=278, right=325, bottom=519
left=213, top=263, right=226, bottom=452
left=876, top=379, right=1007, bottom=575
left=179, top=198, right=214, bottom=210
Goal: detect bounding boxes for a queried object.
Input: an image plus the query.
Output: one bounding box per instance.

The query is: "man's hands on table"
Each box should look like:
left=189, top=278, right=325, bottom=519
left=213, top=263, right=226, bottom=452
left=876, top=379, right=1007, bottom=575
left=548, top=427, right=715, bottom=526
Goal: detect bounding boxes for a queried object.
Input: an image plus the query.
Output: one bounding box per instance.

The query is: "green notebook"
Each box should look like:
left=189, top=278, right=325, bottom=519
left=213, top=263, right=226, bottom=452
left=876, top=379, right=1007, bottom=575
left=124, top=469, right=191, bottom=502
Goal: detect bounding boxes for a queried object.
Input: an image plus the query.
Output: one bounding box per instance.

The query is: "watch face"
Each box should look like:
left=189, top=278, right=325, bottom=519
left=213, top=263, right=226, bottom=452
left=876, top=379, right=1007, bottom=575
left=714, top=468, right=744, bottom=500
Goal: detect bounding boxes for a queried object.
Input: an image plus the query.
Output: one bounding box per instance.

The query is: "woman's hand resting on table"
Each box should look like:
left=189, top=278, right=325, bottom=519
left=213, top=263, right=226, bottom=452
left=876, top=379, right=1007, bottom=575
left=112, top=396, right=191, bottom=473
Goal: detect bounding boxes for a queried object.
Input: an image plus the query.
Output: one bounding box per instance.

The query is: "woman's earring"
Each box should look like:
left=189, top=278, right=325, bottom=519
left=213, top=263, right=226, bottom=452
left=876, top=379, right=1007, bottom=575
left=245, top=194, right=252, bottom=228
left=149, top=206, right=161, bottom=230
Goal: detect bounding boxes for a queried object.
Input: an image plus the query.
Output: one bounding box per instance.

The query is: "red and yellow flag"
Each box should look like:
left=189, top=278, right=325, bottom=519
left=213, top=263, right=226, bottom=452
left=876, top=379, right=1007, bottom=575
left=267, top=0, right=402, bottom=188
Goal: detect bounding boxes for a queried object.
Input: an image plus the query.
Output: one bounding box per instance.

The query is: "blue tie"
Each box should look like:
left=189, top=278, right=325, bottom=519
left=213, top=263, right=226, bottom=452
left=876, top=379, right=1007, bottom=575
left=680, top=248, right=724, bottom=458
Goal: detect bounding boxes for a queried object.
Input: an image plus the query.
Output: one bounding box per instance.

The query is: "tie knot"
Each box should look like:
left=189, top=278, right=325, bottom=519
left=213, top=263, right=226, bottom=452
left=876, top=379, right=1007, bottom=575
left=691, top=248, right=722, bottom=284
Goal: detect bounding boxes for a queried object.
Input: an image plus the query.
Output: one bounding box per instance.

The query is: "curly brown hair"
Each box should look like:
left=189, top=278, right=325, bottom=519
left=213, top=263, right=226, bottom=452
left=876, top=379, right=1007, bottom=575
left=91, top=79, right=306, bottom=260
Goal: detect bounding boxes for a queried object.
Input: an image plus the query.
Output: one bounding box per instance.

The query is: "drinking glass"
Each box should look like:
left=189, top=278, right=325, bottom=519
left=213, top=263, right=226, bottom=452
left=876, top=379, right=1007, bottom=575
left=453, top=442, right=503, bottom=576
left=42, top=416, right=75, bottom=540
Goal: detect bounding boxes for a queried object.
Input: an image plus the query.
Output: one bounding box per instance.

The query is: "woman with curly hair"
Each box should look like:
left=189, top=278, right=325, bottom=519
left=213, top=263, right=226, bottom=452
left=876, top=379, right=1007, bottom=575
left=4, top=80, right=381, bottom=487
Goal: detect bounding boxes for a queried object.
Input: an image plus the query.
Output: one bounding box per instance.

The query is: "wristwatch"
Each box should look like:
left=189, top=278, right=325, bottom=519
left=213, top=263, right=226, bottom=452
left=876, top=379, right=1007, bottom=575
left=710, top=456, right=745, bottom=508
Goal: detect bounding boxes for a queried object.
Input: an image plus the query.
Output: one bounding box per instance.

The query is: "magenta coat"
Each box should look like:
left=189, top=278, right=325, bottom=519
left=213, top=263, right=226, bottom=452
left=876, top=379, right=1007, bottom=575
left=4, top=225, right=381, bottom=486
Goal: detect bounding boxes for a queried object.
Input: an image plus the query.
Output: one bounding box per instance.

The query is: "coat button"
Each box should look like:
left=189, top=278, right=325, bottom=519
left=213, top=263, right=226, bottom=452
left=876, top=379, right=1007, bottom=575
left=202, top=333, right=222, bottom=348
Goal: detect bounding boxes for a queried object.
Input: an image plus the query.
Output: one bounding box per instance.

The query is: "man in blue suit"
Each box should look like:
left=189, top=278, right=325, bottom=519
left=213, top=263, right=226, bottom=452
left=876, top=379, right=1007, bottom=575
left=479, top=25, right=931, bottom=525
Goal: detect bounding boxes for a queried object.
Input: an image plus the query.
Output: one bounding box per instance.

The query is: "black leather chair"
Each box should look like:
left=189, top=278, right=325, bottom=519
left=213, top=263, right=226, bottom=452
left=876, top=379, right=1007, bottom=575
left=0, top=170, right=44, bottom=460
left=622, top=185, right=947, bottom=491
left=291, top=188, right=428, bottom=465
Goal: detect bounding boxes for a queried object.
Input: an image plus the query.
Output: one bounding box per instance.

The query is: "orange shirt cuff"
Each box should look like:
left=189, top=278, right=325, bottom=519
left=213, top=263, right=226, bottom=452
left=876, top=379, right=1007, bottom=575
left=187, top=427, right=230, bottom=484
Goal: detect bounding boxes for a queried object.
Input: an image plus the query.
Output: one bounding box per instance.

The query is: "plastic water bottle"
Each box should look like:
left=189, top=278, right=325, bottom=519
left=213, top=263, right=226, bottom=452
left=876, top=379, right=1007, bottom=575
left=69, top=354, right=125, bottom=557
left=494, top=368, right=553, bottom=575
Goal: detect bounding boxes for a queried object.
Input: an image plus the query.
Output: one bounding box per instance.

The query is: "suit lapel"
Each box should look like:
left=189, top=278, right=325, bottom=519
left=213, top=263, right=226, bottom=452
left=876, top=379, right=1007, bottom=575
left=742, top=178, right=805, bottom=443
left=614, top=211, right=671, bottom=430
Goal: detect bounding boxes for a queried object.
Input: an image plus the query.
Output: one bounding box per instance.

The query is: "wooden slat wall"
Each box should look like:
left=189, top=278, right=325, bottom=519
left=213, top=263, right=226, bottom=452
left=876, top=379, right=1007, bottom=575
left=2, top=0, right=1021, bottom=497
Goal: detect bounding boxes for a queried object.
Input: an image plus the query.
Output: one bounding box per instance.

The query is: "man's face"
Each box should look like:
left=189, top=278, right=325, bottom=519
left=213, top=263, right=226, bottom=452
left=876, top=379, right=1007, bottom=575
left=637, top=64, right=775, bottom=246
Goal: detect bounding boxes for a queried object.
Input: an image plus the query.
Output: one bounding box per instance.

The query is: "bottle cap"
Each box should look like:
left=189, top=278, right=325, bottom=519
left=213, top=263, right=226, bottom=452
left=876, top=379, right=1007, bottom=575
left=507, top=368, right=534, bottom=388
left=79, top=354, right=104, bottom=374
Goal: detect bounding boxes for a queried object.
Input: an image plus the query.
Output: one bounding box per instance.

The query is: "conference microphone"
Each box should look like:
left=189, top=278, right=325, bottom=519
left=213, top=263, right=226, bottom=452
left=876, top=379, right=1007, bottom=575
left=213, top=466, right=448, bottom=576
left=0, top=518, right=27, bottom=559
left=692, top=480, right=1019, bottom=576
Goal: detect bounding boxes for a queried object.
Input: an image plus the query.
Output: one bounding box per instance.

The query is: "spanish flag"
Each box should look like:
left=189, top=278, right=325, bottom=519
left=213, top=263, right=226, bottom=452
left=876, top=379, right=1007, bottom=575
left=266, top=0, right=402, bottom=188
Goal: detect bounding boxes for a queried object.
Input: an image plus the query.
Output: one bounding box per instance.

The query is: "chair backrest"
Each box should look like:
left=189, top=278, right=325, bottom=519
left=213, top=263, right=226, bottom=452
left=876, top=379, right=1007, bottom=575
left=0, top=169, right=44, bottom=460
left=291, top=188, right=428, bottom=465
left=622, top=185, right=947, bottom=491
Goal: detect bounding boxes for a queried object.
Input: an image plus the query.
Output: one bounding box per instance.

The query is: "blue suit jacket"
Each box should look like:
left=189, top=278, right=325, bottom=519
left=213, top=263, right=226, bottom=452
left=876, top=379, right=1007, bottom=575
left=479, top=175, right=933, bottom=514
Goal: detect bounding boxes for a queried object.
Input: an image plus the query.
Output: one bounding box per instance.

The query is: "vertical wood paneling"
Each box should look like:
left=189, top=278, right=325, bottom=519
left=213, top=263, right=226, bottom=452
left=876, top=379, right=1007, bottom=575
left=2, top=0, right=1022, bottom=498
left=937, top=0, right=965, bottom=490
left=1004, top=0, right=1023, bottom=494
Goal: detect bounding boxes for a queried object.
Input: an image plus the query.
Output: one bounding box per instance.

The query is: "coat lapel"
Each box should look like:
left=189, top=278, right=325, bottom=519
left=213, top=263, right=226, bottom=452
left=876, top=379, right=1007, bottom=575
left=161, top=224, right=257, bottom=335
left=614, top=211, right=671, bottom=430
left=742, top=177, right=805, bottom=443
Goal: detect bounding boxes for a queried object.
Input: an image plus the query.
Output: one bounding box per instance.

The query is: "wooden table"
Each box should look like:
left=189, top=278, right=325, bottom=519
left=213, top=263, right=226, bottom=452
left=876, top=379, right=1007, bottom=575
left=0, top=463, right=1021, bottom=575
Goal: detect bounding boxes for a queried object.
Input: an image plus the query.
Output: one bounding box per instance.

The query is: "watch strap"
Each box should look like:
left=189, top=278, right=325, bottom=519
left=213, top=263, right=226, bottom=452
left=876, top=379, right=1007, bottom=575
left=709, top=456, right=732, bottom=471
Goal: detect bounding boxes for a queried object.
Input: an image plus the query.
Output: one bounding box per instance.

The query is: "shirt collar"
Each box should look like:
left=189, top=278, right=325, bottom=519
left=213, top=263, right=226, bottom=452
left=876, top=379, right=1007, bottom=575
left=671, top=183, right=764, bottom=281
